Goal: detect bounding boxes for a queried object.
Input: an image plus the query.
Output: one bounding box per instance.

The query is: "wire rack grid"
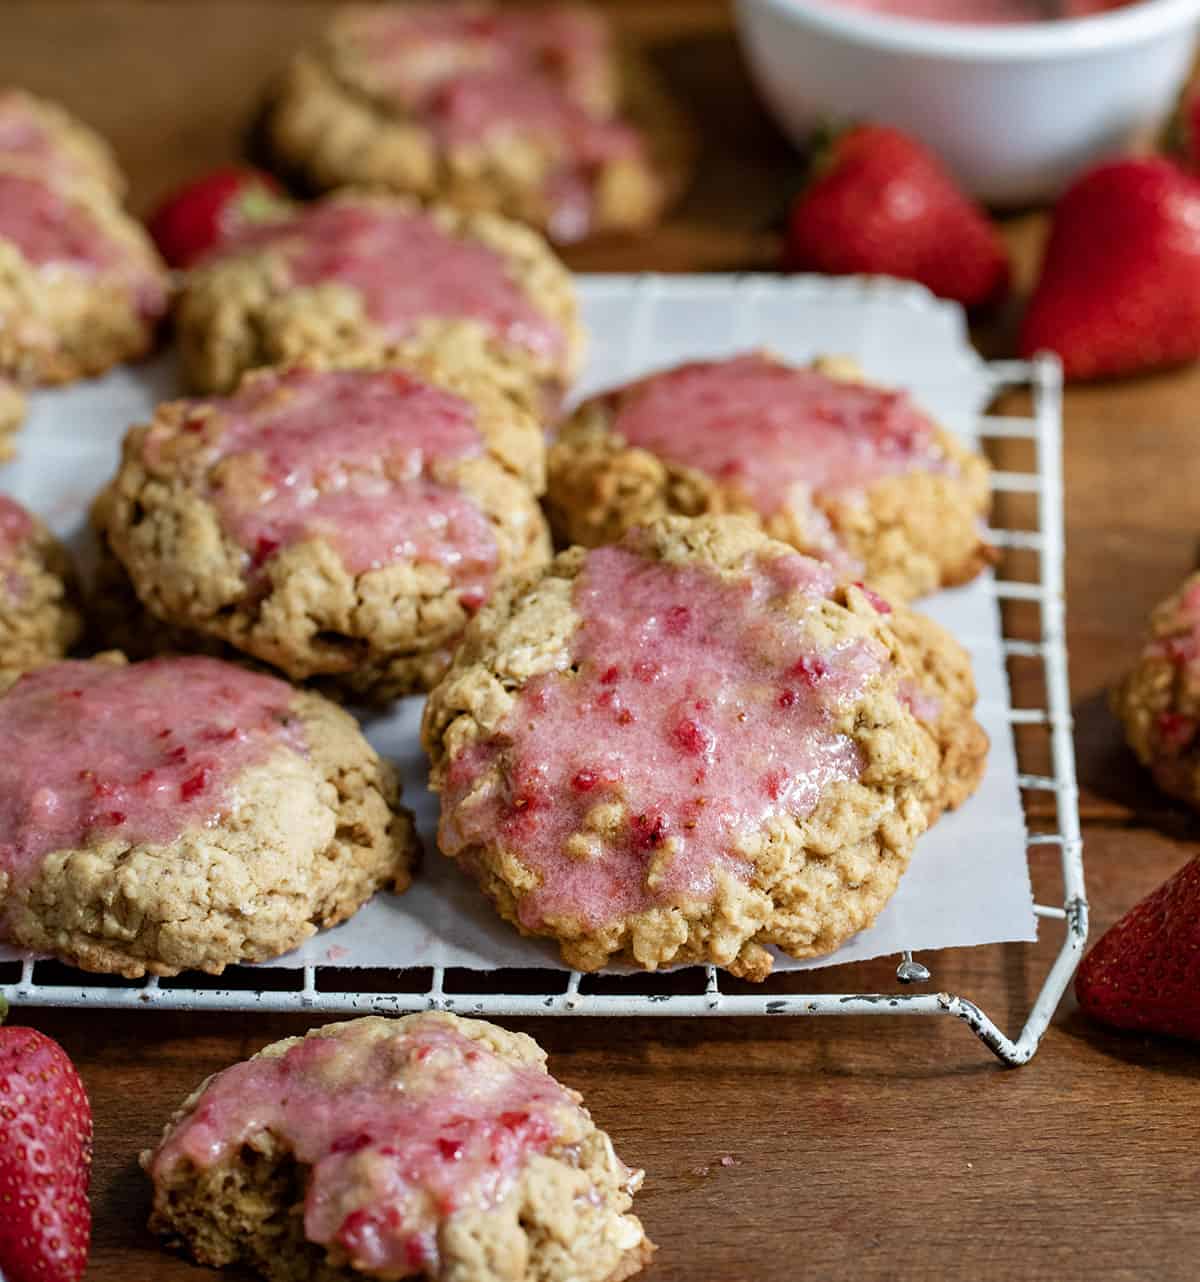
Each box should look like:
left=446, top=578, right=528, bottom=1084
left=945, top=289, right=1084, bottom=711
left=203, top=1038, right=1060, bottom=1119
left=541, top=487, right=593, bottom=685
left=1, top=278, right=1086, bottom=1066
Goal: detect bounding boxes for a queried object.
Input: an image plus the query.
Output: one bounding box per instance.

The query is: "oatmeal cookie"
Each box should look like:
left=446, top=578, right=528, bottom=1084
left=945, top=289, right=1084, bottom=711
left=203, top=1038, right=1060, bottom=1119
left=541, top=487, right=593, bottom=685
left=98, top=361, right=551, bottom=699
left=1112, top=571, right=1200, bottom=809
left=545, top=353, right=993, bottom=603
left=0, top=493, right=83, bottom=673
left=0, top=377, right=23, bottom=458
left=0, top=169, right=167, bottom=387
left=423, top=515, right=938, bottom=979
left=888, top=602, right=989, bottom=821
left=144, top=1012, right=652, bottom=1282
left=0, top=654, right=417, bottom=976
left=264, top=4, right=687, bottom=244
left=174, top=190, right=582, bottom=413
left=0, top=88, right=125, bottom=196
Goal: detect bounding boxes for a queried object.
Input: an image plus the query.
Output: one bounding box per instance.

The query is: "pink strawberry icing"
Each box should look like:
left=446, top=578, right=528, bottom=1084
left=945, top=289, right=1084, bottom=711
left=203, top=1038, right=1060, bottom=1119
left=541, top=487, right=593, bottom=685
left=439, top=535, right=890, bottom=932
left=608, top=354, right=950, bottom=526
left=0, top=94, right=100, bottom=184
left=219, top=200, right=564, bottom=361
left=149, top=1018, right=587, bottom=1275
left=0, top=494, right=34, bottom=560
left=152, top=367, right=498, bottom=604
left=823, top=0, right=1130, bottom=23
left=0, top=172, right=164, bottom=317
left=0, top=658, right=306, bottom=898
left=332, top=4, right=647, bottom=243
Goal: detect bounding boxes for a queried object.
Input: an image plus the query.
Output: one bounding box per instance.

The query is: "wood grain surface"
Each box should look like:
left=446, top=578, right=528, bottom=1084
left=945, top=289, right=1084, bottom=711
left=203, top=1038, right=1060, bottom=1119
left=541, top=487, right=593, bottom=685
left=3, top=4, right=1199, bottom=1280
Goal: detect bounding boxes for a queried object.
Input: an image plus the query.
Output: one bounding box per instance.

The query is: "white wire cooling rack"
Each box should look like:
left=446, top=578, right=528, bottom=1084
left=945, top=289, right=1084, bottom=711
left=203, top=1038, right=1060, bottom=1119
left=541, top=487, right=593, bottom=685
left=0, top=283, right=1085, bottom=1066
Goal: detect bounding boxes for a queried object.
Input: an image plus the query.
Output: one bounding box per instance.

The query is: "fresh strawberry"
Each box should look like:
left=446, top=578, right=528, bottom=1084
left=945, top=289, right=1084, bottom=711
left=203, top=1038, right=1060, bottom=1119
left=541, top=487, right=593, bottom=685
left=781, top=124, right=1009, bottom=309
left=0, top=1002, right=93, bottom=1282
left=1075, top=855, right=1200, bottom=1042
left=147, top=167, right=292, bottom=268
left=1019, top=157, right=1200, bottom=380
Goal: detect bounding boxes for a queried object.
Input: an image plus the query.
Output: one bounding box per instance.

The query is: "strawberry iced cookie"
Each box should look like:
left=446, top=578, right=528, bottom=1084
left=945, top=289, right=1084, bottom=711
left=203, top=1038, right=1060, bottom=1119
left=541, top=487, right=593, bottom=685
left=0, top=494, right=83, bottom=674
left=175, top=191, right=581, bottom=412
left=98, top=362, right=551, bottom=700
left=265, top=4, right=685, bottom=244
left=0, top=169, right=167, bottom=388
left=1112, top=572, right=1200, bottom=810
left=144, top=1013, right=652, bottom=1282
left=546, top=353, right=992, bottom=604
left=423, top=516, right=939, bottom=979
left=0, top=88, right=125, bottom=196
left=0, top=654, right=417, bottom=976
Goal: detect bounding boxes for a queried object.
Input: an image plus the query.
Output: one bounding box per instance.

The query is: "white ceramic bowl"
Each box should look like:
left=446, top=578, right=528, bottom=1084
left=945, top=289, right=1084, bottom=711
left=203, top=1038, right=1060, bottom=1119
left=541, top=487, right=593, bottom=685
left=735, top=0, right=1200, bottom=205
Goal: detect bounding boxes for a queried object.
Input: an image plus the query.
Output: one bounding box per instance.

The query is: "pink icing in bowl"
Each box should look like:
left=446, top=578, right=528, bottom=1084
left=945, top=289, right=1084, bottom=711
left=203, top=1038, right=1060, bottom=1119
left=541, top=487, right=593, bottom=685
left=439, top=534, right=890, bottom=933
left=816, top=0, right=1132, bottom=22
left=149, top=1018, right=587, bottom=1276
left=0, top=658, right=307, bottom=901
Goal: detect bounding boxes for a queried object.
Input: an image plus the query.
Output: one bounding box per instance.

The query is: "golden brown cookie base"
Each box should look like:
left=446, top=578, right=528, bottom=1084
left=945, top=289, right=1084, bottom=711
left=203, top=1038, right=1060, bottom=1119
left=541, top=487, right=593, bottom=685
left=0, top=507, right=84, bottom=671
left=1112, top=570, right=1200, bottom=809
left=144, top=1014, right=653, bottom=1282
left=423, top=515, right=937, bottom=979
left=545, top=355, right=994, bottom=604
left=98, top=356, right=553, bottom=696
left=3, top=663, right=418, bottom=977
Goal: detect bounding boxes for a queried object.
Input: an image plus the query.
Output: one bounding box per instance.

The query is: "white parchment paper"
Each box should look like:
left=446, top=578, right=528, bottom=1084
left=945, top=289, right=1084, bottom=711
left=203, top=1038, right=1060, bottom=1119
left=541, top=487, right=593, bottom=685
left=0, top=275, right=1036, bottom=973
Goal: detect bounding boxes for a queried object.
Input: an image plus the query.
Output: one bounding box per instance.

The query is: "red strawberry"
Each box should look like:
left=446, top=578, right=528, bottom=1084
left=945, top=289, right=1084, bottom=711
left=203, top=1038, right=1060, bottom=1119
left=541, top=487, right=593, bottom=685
left=1075, top=855, right=1200, bottom=1042
left=147, top=167, right=292, bottom=268
left=1019, top=157, right=1200, bottom=381
left=0, top=1004, right=92, bottom=1282
left=782, top=124, right=1009, bottom=309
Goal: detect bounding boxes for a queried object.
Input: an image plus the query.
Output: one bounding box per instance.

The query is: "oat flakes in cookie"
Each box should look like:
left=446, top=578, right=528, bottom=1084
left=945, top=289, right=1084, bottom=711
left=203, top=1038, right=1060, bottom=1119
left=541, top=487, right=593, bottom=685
left=546, top=352, right=993, bottom=603
left=1113, top=570, right=1200, bottom=810
left=144, top=1013, right=653, bottom=1282
left=98, top=361, right=551, bottom=699
left=423, top=515, right=944, bottom=980
left=0, top=654, right=417, bottom=977
left=0, top=493, right=83, bottom=674
left=174, top=190, right=582, bottom=413
left=265, top=3, right=686, bottom=244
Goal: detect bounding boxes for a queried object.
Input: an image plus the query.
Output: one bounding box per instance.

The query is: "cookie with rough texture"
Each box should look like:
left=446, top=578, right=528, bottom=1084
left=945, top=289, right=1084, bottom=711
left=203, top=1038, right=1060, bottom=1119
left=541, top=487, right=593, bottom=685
left=264, top=4, right=687, bottom=245
left=0, top=168, right=166, bottom=388
left=423, top=515, right=939, bottom=979
left=888, top=601, right=989, bottom=822
left=0, top=87, right=126, bottom=197
left=0, top=654, right=417, bottom=977
left=98, top=361, right=552, bottom=700
left=1112, top=571, right=1200, bottom=809
left=546, top=353, right=993, bottom=604
left=174, top=191, right=582, bottom=413
left=0, top=377, right=23, bottom=458
left=0, top=493, right=83, bottom=673
left=144, top=1013, right=651, bottom=1282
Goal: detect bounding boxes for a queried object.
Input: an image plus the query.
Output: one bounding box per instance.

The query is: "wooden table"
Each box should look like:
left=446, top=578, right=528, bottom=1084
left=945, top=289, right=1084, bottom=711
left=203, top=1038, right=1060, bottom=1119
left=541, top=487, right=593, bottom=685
left=4, top=4, right=1199, bottom=1280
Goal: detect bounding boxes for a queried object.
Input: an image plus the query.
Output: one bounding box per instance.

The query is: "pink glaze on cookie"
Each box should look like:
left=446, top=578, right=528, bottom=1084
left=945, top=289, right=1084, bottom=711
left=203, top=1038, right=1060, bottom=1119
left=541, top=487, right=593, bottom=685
left=0, top=494, right=34, bottom=559
left=0, top=658, right=306, bottom=895
left=0, top=95, right=99, bottom=185
left=149, top=1018, right=585, bottom=1275
left=333, top=4, right=646, bottom=243
left=221, top=201, right=564, bottom=361
left=0, top=173, right=164, bottom=320
left=159, top=368, right=498, bottom=602
left=609, top=354, right=950, bottom=520
left=439, top=536, right=889, bottom=931
left=337, top=5, right=612, bottom=113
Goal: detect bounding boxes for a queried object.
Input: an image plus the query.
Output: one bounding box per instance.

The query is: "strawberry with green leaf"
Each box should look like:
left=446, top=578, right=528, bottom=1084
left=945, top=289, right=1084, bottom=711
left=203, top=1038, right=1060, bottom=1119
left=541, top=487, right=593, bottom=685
left=147, top=167, right=293, bottom=268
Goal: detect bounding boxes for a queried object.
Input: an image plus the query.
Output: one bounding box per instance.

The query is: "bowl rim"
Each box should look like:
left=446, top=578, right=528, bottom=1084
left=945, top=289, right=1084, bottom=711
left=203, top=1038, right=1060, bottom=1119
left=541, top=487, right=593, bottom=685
left=740, top=0, right=1200, bottom=60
